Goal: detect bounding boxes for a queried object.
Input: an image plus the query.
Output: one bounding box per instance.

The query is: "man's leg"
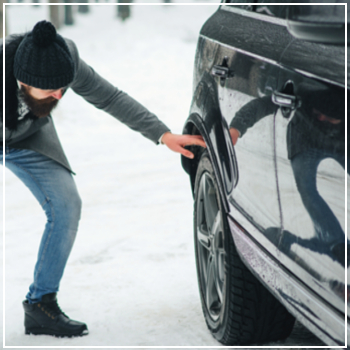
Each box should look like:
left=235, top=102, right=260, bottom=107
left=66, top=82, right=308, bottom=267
left=291, top=149, right=345, bottom=246
left=3, top=147, right=87, bottom=336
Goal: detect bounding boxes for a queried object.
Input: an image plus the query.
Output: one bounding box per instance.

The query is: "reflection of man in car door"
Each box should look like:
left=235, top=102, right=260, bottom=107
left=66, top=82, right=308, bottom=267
left=229, top=84, right=346, bottom=265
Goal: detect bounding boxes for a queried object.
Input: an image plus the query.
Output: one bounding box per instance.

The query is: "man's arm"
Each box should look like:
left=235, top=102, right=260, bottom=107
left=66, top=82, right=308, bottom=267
left=229, top=95, right=277, bottom=145
left=66, top=39, right=205, bottom=157
left=160, top=132, right=206, bottom=159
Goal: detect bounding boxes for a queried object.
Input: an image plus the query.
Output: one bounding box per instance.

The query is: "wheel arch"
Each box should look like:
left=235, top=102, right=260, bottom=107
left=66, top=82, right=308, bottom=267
left=182, top=118, right=230, bottom=215
left=182, top=74, right=240, bottom=213
left=182, top=115, right=226, bottom=211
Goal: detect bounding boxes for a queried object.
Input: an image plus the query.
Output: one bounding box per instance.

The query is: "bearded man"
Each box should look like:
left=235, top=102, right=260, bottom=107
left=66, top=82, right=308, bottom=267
left=1, top=20, right=205, bottom=337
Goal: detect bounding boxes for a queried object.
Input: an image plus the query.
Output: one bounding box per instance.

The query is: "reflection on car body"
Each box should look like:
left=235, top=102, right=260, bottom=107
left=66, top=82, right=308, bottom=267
left=230, top=85, right=346, bottom=264
left=182, top=2, right=347, bottom=346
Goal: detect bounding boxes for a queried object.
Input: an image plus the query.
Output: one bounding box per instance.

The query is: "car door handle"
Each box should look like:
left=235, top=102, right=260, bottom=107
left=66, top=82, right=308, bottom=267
left=211, top=65, right=234, bottom=79
left=211, top=57, right=234, bottom=80
left=272, top=91, right=301, bottom=110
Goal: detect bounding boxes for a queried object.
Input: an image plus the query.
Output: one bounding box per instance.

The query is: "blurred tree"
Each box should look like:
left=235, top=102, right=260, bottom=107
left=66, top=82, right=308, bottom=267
left=78, top=1, right=89, bottom=14
left=0, top=0, right=7, bottom=38
left=0, top=0, right=3, bottom=38
left=117, top=0, right=133, bottom=22
left=50, top=2, right=63, bottom=29
left=64, top=1, right=74, bottom=25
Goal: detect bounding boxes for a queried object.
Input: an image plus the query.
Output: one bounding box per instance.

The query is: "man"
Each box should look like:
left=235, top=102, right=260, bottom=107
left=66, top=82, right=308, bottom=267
left=1, top=20, right=205, bottom=337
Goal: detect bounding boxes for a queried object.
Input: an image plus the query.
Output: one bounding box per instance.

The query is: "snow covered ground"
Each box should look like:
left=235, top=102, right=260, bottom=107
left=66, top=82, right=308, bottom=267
left=2, top=2, right=337, bottom=347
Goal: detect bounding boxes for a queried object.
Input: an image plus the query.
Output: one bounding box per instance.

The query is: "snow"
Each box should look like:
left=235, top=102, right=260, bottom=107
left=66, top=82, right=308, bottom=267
left=3, top=3, right=224, bottom=347
left=1, top=3, right=339, bottom=347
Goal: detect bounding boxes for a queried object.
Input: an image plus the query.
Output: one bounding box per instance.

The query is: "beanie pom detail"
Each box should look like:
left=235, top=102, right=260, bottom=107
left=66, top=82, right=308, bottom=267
left=14, top=20, right=75, bottom=89
left=32, top=20, right=57, bottom=47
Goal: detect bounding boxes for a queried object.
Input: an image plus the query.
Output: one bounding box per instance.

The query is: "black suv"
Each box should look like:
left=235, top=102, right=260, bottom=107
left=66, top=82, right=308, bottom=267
left=182, top=2, right=347, bottom=346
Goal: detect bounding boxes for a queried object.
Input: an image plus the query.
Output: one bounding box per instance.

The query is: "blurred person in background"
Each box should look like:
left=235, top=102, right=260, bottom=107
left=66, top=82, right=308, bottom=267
left=0, top=20, right=205, bottom=337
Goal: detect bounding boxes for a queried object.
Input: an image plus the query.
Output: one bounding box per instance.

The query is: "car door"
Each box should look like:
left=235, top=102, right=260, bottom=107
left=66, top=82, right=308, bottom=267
left=273, top=4, right=346, bottom=321
left=213, top=3, right=291, bottom=262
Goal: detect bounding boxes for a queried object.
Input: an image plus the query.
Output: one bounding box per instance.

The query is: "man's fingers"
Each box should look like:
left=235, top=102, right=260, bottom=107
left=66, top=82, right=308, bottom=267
left=181, top=135, right=206, bottom=148
left=181, top=150, right=195, bottom=159
left=229, top=128, right=239, bottom=146
left=187, top=139, right=206, bottom=147
left=175, top=145, right=194, bottom=159
left=189, top=135, right=205, bottom=140
left=162, top=133, right=205, bottom=158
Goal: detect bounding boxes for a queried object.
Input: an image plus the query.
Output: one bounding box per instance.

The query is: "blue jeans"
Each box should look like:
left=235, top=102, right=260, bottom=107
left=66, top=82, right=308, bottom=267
left=291, top=148, right=346, bottom=246
left=1, top=147, right=82, bottom=303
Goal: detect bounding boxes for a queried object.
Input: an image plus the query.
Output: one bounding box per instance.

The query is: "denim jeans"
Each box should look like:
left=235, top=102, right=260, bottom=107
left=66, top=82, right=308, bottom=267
left=1, top=147, right=82, bottom=303
left=291, top=148, right=346, bottom=246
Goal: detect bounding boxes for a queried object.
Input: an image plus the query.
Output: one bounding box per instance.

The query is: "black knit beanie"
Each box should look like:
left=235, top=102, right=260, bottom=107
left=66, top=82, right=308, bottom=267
left=13, top=20, right=75, bottom=90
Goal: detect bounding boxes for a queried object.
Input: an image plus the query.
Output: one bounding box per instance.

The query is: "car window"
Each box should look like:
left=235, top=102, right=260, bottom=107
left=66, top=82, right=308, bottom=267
left=255, top=0, right=347, bottom=21
left=289, top=4, right=346, bottom=24
left=223, top=0, right=252, bottom=2
left=222, top=0, right=253, bottom=11
left=255, top=0, right=289, bottom=19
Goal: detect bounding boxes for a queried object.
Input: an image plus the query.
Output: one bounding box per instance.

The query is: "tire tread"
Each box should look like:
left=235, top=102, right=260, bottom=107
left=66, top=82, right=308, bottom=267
left=194, top=152, right=295, bottom=345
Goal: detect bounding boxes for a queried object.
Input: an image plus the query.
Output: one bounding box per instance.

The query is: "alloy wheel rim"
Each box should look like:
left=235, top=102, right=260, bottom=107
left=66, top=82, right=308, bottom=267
left=196, top=172, right=226, bottom=322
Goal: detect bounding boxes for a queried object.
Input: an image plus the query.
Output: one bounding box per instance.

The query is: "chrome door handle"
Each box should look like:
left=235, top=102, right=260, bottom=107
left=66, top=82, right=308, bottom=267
left=211, top=57, right=234, bottom=80
left=272, top=91, right=301, bottom=110
left=211, top=65, right=230, bottom=78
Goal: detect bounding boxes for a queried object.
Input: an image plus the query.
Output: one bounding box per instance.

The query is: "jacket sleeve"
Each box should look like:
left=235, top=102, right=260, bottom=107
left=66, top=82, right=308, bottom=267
left=229, top=95, right=278, bottom=137
left=66, top=39, right=171, bottom=144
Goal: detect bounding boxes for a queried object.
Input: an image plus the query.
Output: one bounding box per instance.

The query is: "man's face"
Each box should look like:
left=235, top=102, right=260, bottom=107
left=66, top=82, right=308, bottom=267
left=19, top=82, right=65, bottom=118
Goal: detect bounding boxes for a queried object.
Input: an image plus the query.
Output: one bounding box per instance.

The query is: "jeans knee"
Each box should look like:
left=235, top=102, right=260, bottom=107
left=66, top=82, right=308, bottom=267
left=65, top=191, right=82, bottom=229
left=44, top=189, right=82, bottom=232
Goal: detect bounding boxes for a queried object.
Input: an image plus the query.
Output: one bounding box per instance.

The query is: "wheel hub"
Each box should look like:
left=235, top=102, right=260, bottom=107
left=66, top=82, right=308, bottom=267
left=196, top=172, right=226, bottom=322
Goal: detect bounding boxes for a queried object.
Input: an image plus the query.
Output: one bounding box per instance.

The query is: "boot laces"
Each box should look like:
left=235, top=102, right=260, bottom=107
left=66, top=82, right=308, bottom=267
left=42, top=300, right=68, bottom=318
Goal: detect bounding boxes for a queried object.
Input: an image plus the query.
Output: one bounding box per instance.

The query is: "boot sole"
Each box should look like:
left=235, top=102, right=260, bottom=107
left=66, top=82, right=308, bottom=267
left=25, top=328, right=89, bottom=337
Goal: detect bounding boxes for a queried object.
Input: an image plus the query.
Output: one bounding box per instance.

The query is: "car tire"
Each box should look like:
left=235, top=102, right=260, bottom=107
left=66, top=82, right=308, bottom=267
left=194, top=151, right=295, bottom=345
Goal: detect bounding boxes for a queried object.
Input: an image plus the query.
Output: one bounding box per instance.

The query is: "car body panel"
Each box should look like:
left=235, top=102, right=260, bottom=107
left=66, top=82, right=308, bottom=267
left=228, top=214, right=345, bottom=345
left=274, top=67, right=346, bottom=313
left=182, top=4, right=347, bottom=346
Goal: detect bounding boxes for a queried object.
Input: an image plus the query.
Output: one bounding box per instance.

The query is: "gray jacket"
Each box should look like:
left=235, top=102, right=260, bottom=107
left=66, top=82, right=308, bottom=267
left=1, top=36, right=171, bottom=172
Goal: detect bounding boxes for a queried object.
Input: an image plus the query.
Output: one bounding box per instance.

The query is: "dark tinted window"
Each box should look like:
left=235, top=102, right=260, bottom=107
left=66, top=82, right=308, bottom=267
left=255, top=0, right=348, bottom=21
left=289, top=5, right=345, bottom=24
left=223, top=0, right=253, bottom=10
left=255, top=1, right=289, bottom=19
left=223, top=0, right=251, bottom=2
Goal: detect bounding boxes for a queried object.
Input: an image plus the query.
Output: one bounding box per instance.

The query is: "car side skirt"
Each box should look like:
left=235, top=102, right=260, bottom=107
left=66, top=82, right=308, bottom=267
left=227, top=214, right=346, bottom=346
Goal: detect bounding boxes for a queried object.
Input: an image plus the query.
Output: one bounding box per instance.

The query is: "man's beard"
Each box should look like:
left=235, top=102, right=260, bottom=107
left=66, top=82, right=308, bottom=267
left=19, top=85, right=59, bottom=118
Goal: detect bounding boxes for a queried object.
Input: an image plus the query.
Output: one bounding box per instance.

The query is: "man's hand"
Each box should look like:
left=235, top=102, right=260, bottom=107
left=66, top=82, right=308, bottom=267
left=229, top=128, right=240, bottom=146
left=161, top=132, right=206, bottom=159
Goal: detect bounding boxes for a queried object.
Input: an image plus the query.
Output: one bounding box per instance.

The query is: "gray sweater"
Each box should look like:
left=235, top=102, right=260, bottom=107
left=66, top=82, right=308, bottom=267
left=1, top=37, right=171, bottom=172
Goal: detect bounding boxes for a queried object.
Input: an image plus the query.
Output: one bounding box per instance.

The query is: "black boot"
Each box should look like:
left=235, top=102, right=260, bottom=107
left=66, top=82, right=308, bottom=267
left=23, top=293, right=88, bottom=337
